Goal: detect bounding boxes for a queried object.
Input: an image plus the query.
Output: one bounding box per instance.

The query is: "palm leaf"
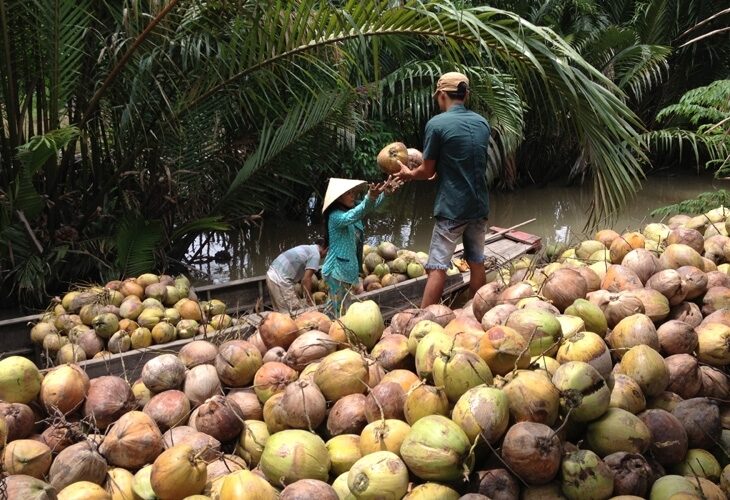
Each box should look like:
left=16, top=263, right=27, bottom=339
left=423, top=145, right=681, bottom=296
left=114, top=216, right=164, bottom=277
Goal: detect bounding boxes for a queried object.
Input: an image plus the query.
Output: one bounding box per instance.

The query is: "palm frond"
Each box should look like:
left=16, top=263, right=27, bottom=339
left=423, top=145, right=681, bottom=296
left=114, top=216, right=164, bottom=277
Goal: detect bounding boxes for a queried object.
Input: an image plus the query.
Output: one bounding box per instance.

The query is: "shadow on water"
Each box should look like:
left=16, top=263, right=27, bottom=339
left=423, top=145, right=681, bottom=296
left=187, top=172, right=730, bottom=284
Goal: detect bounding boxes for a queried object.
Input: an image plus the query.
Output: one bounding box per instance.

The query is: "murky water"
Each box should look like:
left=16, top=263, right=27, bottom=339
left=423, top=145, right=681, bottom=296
left=188, top=172, right=730, bottom=285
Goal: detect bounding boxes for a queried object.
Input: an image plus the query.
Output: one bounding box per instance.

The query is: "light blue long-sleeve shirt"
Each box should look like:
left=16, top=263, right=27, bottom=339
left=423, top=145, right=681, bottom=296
left=321, top=193, right=385, bottom=285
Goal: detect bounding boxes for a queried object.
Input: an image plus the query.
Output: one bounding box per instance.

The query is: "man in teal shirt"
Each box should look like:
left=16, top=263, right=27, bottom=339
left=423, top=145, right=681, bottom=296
left=394, top=71, right=491, bottom=307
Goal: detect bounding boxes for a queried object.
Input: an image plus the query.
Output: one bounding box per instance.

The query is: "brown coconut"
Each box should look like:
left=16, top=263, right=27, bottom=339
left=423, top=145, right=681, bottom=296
left=473, top=283, right=506, bottom=321
left=364, top=382, right=406, bottom=422
left=676, top=266, right=708, bottom=300
left=424, top=303, right=456, bottom=327
left=646, top=269, right=687, bottom=306
left=657, top=320, right=698, bottom=355
left=672, top=397, right=721, bottom=449
left=542, top=269, right=588, bottom=311
left=390, top=309, right=436, bottom=336
left=258, top=312, right=300, bottom=349
left=226, top=388, right=264, bottom=420
left=699, top=366, right=730, bottom=399
left=702, top=286, right=730, bottom=315
left=143, top=390, right=191, bottom=432
left=604, top=451, right=653, bottom=497
left=327, top=393, right=368, bottom=436
left=664, top=354, right=703, bottom=399
left=83, top=376, right=135, bottom=430
left=284, top=330, right=337, bottom=371
left=215, top=340, right=263, bottom=387
left=191, top=394, right=243, bottom=442
left=178, top=340, right=219, bottom=368
left=622, top=249, right=661, bottom=284
left=49, top=441, right=107, bottom=491
left=0, top=402, right=35, bottom=441
left=281, top=380, right=327, bottom=430
left=501, top=422, right=562, bottom=485
left=99, top=410, right=164, bottom=469
left=638, top=409, right=688, bottom=465
left=162, top=426, right=221, bottom=461
left=668, top=302, right=703, bottom=328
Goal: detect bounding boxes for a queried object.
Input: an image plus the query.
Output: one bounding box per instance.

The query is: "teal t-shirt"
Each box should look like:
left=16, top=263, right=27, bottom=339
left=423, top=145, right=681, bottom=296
left=423, top=104, right=490, bottom=220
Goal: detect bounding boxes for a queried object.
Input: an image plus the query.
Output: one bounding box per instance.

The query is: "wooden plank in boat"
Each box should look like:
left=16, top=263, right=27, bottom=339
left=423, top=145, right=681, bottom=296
left=489, top=226, right=542, bottom=248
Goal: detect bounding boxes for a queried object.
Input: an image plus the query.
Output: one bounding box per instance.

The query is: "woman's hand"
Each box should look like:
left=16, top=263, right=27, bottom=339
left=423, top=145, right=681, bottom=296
left=367, top=181, right=388, bottom=199
left=384, top=175, right=404, bottom=195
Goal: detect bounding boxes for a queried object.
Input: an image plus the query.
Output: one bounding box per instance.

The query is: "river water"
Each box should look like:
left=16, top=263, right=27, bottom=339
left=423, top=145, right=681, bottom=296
left=188, top=172, right=730, bottom=285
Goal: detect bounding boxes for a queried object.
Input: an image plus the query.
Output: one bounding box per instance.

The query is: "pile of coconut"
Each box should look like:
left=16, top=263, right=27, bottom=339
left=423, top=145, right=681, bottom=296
left=2, top=207, right=730, bottom=499
left=28, top=274, right=230, bottom=367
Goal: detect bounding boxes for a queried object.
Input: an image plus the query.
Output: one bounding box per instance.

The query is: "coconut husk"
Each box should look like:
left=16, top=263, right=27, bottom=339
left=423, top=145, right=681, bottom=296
left=49, top=441, right=107, bottom=491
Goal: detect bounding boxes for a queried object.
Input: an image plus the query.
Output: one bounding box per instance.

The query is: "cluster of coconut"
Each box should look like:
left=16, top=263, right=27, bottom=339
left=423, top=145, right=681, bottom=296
left=28, top=273, right=230, bottom=366
left=3, top=202, right=730, bottom=499
left=356, top=242, right=435, bottom=294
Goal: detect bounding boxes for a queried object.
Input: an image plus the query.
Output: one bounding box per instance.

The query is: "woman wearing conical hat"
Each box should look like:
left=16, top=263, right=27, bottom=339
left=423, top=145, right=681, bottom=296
left=321, top=177, right=400, bottom=316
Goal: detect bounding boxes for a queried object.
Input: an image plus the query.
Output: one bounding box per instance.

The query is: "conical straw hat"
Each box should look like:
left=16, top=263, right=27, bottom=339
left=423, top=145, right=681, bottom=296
left=322, top=178, right=367, bottom=214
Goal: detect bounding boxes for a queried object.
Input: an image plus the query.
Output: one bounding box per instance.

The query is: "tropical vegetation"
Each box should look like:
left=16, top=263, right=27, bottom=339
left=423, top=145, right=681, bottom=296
left=0, top=0, right=728, bottom=308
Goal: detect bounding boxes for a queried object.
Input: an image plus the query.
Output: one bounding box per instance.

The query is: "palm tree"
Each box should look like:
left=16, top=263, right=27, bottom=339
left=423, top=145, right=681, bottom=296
left=1, top=0, right=648, bottom=306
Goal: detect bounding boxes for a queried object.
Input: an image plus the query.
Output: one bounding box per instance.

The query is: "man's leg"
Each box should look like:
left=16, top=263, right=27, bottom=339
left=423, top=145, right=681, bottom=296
left=463, top=217, right=488, bottom=299
left=265, top=275, right=286, bottom=311
left=467, top=261, right=486, bottom=298
left=421, top=269, right=447, bottom=308
left=422, top=218, right=462, bottom=308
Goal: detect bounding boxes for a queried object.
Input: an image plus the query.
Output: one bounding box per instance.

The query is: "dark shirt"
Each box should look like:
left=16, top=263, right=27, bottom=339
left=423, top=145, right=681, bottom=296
left=423, top=104, right=491, bottom=220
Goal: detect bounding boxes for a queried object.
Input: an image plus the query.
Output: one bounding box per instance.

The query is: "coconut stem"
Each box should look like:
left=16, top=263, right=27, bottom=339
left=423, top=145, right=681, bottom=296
left=479, top=430, right=529, bottom=488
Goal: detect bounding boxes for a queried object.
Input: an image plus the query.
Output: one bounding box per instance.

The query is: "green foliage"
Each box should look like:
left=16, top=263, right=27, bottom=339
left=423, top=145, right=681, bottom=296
left=656, top=80, right=730, bottom=128
left=651, top=190, right=730, bottom=218
left=643, top=80, right=730, bottom=173
left=1, top=0, right=727, bottom=306
left=346, top=121, right=401, bottom=181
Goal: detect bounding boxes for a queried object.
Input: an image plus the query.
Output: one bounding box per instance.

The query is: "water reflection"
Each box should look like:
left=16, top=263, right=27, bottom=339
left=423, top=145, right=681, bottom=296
left=187, top=173, right=730, bottom=285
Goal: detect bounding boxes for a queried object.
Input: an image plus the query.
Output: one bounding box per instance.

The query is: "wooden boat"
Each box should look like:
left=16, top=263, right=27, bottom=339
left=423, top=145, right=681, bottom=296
left=0, top=224, right=541, bottom=379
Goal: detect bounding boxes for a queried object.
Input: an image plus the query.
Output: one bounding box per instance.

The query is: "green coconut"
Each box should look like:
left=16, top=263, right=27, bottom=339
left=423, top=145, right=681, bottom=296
left=399, top=415, right=472, bottom=482
left=564, top=298, right=609, bottom=337
left=390, top=257, right=409, bottom=274
left=505, top=308, right=562, bottom=356
left=236, top=420, right=269, bottom=467
left=649, top=475, right=698, bottom=500
left=503, top=369, right=560, bottom=426
left=620, top=344, right=669, bottom=397
left=560, top=449, right=615, bottom=500
left=377, top=242, right=399, bottom=261
left=93, top=312, right=119, bottom=339
left=404, top=483, right=460, bottom=500
left=552, top=361, right=610, bottom=422
left=432, top=348, right=493, bottom=403
left=671, top=449, right=722, bottom=481
left=260, top=429, right=330, bottom=485
left=326, top=435, right=362, bottom=476
left=585, top=408, right=651, bottom=457
left=407, top=262, right=426, bottom=279
left=347, top=451, right=409, bottom=499
left=452, top=386, right=510, bottom=444
left=407, top=320, right=445, bottom=356
left=555, top=314, right=585, bottom=340
left=364, top=252, right=384, bottom=273
left=414, top=330, right=453, bottom=381
left=0, top=356, right=42, bottom=404
left=340, top=300, right=385, bottom=349
left=576, top=240, right=608, bottom=260
left=556, top=331, right=613, bottom=379
left=373, top=263, right=389, bottom=279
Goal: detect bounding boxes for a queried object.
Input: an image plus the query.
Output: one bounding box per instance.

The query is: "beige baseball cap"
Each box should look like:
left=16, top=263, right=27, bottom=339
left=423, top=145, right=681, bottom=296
left=433, top=71, right=470, bottom=97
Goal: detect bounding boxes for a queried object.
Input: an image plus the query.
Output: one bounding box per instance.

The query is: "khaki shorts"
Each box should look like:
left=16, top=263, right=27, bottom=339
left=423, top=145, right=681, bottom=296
left=266, top=274, right=306, bottom=313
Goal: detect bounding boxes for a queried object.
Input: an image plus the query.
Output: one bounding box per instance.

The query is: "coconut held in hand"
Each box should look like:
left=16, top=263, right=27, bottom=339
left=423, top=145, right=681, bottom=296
left=377, top=142, right=408, bottom=174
